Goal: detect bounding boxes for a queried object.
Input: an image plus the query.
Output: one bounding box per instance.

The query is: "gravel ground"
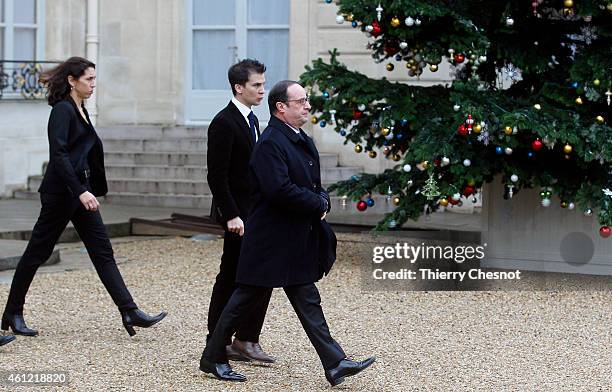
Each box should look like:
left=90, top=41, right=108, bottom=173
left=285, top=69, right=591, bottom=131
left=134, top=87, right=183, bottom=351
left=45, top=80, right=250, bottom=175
left=0, top=235, right=610, bottom=392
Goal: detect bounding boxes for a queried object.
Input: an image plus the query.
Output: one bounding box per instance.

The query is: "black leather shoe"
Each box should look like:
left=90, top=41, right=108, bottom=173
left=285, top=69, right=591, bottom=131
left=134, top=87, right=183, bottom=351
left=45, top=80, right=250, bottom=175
left=199, top=357, right=246, bottom=382
left=120, top=309, right=167, bottom=336
left=0, top=335, right=16, bottom=346
left=1, top=313, right=38, bottom=336
left=325, top=357, right=376, bottom=386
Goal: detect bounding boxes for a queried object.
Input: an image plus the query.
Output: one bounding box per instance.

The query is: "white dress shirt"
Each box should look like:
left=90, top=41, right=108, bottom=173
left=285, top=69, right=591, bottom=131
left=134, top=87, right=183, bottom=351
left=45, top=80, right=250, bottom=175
left=231, top=97, right=258, bottom=142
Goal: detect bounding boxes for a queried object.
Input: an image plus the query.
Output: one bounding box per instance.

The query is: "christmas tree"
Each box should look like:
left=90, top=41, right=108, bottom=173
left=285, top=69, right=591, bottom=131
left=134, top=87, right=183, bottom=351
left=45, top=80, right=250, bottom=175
left=300, top=0, right=612, bottom=236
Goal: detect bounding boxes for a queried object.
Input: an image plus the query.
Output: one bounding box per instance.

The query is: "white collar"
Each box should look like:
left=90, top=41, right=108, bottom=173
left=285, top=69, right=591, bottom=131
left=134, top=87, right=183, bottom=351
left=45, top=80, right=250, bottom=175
left=231, top=97, right=252, bottom=125
left=285, top=123, right=301, bottom=135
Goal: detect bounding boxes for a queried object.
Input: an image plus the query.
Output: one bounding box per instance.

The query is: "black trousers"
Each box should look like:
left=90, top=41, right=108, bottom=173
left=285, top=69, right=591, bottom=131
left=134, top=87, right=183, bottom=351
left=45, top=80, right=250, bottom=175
left=206, top=231, right=271, bottom=345
left=4, top=191, right=137, bottom=315
left=202, top=283, right=346, bottom=370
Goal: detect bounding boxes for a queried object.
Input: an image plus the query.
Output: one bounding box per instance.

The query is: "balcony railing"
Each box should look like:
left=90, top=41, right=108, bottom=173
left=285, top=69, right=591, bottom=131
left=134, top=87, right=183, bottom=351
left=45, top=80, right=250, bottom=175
left=0, top=60, right=61, bottom=100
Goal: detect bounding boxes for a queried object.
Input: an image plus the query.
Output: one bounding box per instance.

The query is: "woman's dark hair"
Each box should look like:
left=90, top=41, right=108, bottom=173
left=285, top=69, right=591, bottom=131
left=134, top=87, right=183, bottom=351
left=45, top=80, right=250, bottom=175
left=40, top=57, right=95, bottom=106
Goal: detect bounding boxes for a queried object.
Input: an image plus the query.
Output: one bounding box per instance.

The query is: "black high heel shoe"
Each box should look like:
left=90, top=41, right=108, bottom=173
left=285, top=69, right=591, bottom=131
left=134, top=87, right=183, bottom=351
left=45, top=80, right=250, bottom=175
left=1, top=313, right=38, bottom=336
left=120, top=309, right=167, bottom=336
left=0, top=335, right=16, bottom=346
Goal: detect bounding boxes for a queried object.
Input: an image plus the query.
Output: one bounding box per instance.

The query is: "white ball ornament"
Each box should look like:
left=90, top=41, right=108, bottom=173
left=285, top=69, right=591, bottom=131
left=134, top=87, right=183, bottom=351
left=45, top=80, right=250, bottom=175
left=463, top=159, right=471, bottom=167
left=403, top=164, right=412, bottom=172
left=441, top=157, right=450, bottom=166
left=510, top=174, right=519, bottom=183
left=405, top=17, right=415, bottom=26
left=336, top=15, right=345, bottom=24
left=399, top=42, right=408, bottom=50
left=541, top=198, right=551, bottom=207
left=568, top=202, right=575, bottom=210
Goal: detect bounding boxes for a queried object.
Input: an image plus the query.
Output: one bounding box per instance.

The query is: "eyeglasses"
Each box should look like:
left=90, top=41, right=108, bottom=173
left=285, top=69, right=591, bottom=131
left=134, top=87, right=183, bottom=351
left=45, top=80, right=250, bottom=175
left=285, top=96, right=310, bottom=106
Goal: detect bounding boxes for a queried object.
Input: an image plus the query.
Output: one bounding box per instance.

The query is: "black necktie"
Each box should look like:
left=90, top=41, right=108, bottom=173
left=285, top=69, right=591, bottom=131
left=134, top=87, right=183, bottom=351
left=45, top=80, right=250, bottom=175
left=248, top=111, right=257, bottom=143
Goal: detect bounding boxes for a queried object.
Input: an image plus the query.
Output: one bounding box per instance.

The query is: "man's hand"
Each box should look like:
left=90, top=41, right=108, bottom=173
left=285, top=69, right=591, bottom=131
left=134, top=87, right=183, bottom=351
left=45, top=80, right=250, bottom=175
left=227, top=216, right=245, bottom=236
left=79, top=191, right=100, bottom=212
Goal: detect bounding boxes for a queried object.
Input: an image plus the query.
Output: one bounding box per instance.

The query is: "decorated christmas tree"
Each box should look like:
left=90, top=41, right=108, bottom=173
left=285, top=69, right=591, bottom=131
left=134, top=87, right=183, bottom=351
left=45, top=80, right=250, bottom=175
left=300, top=0, right=612, bottom=236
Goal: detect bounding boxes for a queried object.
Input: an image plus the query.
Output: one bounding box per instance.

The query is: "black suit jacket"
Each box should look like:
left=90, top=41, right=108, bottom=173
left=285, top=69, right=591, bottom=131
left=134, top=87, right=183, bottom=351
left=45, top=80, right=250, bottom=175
left=38, top=97, right=108, bottom=197
left=207, top=101, right=259, bottom=226
left=236, top=116, right=334, bottom=288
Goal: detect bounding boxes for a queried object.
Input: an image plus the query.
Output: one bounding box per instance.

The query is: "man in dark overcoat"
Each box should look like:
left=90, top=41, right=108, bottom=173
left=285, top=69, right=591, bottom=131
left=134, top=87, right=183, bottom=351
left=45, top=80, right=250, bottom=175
left=199, top=80, right=375, bottom=386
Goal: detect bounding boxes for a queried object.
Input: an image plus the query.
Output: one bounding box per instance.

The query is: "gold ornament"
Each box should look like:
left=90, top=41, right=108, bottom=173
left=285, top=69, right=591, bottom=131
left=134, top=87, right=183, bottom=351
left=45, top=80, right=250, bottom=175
left=392, top=154, right=401, bottom=162
left=346, top=14, right=354, bottom=22
left=368, top=150, right=378, bottom=158
left=420, top=160, right=429, bottom=170
left=311, top=116, right=318, bottom=124
left=390, top=17, right=401, bottom=28
left=439, top=198, right=449, bottom=207
left=561, top=201, right=569, bottom=208
left=575, top=97, right=583, bottom=105
left=563, top=144, right=573, bottom=154
left=429, top=64, right=438, bottom=72
left=504, top=126, right=513, bottom=135
left=596, top=115, right=605, bottom=124
left=608, top=3, right=612, bottom=12
left=392, top=196, right=401, bottom=206
left=474, top=123, right=482, bottom=133
left=354, top=144, right=363, bottom=153
left=381, top=127, right=391, bottom=136
left=563, top=7, right=574, bottom=16
left=467, top=179, right=476, bottom=186
left=564, top=0, right=573, bottom=7
left=386, top=63, right=395, bottom=71
left=594, top=79, right=601, bottom=87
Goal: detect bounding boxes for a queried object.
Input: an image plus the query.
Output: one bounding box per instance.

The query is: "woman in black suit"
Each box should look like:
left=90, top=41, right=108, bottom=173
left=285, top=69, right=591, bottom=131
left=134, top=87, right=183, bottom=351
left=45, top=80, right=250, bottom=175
left=1, top=57, right=166, bottom=337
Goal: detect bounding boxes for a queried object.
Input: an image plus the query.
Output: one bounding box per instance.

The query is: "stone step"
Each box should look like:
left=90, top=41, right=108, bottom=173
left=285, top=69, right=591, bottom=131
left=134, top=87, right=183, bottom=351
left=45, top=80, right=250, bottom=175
left=104, top=192, right=213, bottom=209
left=104, top=152, right=206, bottom=166
left=108, top=178, right=210, bottom=195
left=12, top=190, right=39, bottom=200
left=105, top=165, right=206, bottom=179
left=318, top=153, right=338, bottom=168
left=96, top=126, right=205, bottom=139
left=321, top=166, right=362, bottom=183
left=103, top=138, right=206, bottom=152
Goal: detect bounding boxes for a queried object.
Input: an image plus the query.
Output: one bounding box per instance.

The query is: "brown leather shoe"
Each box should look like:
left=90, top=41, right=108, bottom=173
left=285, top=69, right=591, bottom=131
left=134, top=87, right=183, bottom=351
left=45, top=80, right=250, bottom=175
left=226, top=344, right=251, bottom=362
left=231, top=339, right=276, bottom=363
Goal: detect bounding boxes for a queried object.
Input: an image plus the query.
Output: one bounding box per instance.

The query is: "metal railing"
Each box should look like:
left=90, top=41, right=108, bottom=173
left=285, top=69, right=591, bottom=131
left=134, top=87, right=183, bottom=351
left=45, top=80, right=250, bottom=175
left=0, top=60, right=61, bottom=100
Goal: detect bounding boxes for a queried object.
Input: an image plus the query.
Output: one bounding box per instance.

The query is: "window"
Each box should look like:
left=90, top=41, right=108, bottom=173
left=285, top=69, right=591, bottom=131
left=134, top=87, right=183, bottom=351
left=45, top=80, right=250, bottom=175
left=191, top=0, right=289, bottom=90
left=0, top=0, right=45, bottom=60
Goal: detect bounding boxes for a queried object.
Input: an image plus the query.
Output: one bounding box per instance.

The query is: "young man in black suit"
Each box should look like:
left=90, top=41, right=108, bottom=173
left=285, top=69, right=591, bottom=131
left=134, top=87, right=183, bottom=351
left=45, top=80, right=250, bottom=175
left=205, top=59, right=275, bottom=363
left=200, top=80, right=375, bottom=386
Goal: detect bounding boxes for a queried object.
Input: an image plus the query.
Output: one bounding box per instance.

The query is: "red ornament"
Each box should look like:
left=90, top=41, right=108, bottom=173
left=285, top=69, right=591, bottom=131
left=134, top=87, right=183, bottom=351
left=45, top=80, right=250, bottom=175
left=371, top=21, right=382, bottom=37
left=454, top=53, right=465, bottom=63
left=356, top=200, right=368, bottom=212
left=352, top=110, right=363, bottom=120
left=463, top=186, right=475, bottom=196
left=457, top=124, right=468, bottom=136
left=599, top=226, right=612, bottom=238
left=531, top=139, right=543, bottom=151
left=449, top=198, right=460, bottom=206
left=384, top=44, right=399, bottom=56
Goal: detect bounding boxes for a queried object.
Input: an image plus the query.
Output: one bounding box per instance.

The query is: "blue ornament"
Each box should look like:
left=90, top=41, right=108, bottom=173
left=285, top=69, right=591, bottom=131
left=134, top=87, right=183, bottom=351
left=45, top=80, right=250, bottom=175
left=383, top=140, right=389, bottom=146
left=400, top=119, right=408, bottom=126
left=495, top=146, right=503, bottom=154
left=395, top=54, right=402, bottom=61
left=352, top=21, right=358, bottom=28
left=351, top=175, right=359, bottom=181
left=571, top=81, right=579, bottom=89
left=340, top=129, right=347, bottom=136
left=366, top=198, right=375, bottom=207
left=322, top=91, right=330, bottom=99
left=325, top=0, right=333, bottom=3
left=396, top=133, right=404, bottom=139
left=319, top=120, right=327, bottom=127
left=527, top=151, right=534, bottom=158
